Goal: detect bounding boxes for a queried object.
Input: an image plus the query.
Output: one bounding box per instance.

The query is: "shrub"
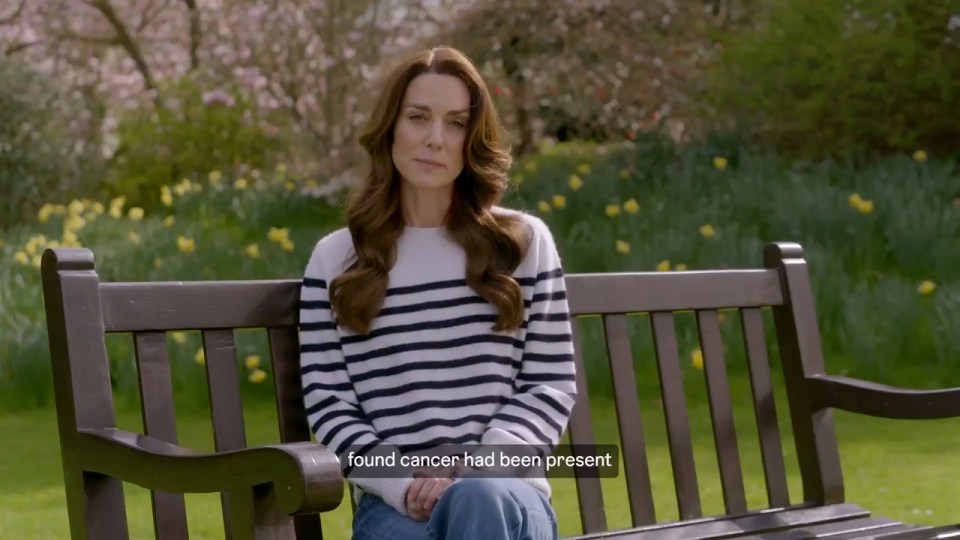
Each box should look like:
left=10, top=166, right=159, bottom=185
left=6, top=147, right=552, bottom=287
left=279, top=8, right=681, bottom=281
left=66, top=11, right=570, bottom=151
left=709, top=0, right=960, bottom=159
left=105, top=74, right=286, bottom=209
left=0, top=57, right=105, bottom=229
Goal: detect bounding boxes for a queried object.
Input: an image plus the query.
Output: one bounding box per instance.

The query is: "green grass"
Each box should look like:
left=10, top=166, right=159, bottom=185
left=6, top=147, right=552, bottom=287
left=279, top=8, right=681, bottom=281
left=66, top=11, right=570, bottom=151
left=2, top=374, right=958, bottom=539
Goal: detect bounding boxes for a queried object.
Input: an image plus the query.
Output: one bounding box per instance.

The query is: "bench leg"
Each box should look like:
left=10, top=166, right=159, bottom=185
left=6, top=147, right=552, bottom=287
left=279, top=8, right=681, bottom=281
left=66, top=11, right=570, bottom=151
left=63, top=462, right=129, bottom=540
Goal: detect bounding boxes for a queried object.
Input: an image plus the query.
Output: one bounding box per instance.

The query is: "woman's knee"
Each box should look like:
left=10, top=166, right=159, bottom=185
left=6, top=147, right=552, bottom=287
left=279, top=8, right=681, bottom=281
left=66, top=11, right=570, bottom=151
left=443, top=478, right=513, bottom=505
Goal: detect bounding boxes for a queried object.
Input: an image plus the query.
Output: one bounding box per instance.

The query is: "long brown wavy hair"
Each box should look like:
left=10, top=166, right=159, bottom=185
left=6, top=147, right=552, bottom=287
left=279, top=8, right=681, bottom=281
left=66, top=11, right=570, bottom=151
left=329, top=46, right=531, bottom=336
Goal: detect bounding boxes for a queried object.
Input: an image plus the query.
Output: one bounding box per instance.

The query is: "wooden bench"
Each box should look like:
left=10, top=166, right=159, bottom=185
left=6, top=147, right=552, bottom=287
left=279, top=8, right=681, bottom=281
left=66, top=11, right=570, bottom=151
left=40, top=241, right=960, bottom=540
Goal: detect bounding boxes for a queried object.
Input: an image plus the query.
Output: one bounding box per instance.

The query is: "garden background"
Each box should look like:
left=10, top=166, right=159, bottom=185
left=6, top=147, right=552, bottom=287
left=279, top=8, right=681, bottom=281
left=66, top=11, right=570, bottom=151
left=1, top=0, right=960, bottom=538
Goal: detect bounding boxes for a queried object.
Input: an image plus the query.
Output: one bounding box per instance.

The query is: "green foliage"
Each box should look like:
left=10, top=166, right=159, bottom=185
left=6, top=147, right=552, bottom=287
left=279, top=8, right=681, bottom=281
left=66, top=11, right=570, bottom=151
left=507, top=136, right=960, bottom=387
left=708, top=0, right=960, bottom=158
left=2, top=136, right=959, bottom=412
left=106, top=75, right=286, bottom=208
left=0, top=57, right=106, bottom=229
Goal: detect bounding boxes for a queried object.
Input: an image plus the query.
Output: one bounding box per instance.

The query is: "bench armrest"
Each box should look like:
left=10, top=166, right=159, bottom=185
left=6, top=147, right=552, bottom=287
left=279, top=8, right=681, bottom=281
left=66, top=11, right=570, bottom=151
left=807, top=374, right=960, bottom=419
left=75, top=427, right=344, bottom=514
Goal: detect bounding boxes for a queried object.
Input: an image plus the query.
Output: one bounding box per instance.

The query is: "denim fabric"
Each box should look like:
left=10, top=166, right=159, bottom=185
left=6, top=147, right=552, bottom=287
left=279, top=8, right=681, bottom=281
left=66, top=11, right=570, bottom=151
left=351, top=478, right=558, bottom=540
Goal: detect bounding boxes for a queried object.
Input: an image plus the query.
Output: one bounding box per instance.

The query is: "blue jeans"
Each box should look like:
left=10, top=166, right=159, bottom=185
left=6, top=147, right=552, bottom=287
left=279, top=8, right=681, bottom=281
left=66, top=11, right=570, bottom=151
left=351, top=478, right=558, bottom=540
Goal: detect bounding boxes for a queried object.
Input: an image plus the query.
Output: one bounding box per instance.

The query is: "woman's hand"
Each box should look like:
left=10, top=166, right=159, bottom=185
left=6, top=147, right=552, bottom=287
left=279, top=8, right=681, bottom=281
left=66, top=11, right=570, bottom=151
left=405, top=470, right=454, bottom=521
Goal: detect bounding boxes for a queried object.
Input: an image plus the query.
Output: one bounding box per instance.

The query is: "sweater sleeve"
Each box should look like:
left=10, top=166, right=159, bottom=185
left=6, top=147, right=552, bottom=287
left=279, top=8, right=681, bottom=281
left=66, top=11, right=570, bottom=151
left=479, top=217, right=578, bottom=467
left=299, top=246, right=415, bottom=515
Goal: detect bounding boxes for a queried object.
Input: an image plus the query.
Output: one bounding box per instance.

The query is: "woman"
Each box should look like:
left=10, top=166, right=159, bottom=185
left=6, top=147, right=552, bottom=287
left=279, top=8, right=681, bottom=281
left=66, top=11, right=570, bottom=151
left=299, top=45, right=577, bottom=540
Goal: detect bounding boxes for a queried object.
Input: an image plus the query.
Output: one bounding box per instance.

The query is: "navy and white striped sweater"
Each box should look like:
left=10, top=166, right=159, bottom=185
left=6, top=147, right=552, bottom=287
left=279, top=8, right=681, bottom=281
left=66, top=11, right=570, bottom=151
left=298, top=208, right=577, bottom=516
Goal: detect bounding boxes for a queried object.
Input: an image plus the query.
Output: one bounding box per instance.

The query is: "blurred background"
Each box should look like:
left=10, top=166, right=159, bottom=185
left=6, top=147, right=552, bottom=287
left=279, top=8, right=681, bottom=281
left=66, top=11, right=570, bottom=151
left=1, top=0, right=959, bottom=537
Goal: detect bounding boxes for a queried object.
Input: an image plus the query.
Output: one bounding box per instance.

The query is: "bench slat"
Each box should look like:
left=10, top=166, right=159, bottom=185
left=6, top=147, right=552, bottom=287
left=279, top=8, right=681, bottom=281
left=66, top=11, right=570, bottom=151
left=202, top=329, right=249, bottom=539
left=564, top=502, right=872, bottom=540
left=602, top=314, right=657, bottom=526
left=566, top=270, right=783, bottom=315
left=133, top=331, right=190, bottom=540
left=650, top=312, right=702, bottom=520
left=268, top=326, right=324, bottom=540
left=697, top=310, right=747, bottom=515
left=567, top=319, right=608, bottom=534
left=100, top=281, right=299, bottom=332
left=740, top=308, right=790, bottom=508
left=738, top=516, right=908, bottom=539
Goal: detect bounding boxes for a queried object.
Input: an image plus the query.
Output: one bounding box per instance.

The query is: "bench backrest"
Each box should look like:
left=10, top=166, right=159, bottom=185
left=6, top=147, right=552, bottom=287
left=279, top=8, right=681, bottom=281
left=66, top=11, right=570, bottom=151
left=40, top=241, right=843, bottom=539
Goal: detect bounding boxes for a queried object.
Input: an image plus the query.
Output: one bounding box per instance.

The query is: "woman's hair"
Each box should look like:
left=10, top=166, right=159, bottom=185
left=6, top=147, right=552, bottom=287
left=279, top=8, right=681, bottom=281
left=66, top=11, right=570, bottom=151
left=329, top=46, right=531, bottom=336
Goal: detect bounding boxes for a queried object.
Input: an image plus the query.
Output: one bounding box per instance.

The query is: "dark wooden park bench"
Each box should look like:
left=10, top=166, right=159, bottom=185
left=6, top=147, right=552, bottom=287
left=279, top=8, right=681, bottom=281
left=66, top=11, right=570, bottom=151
left=40, top=241, right=960, bottom=540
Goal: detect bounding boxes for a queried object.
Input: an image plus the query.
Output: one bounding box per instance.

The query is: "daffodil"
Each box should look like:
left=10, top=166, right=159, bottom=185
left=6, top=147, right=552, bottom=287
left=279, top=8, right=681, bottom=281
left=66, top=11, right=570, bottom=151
left=246, top=243, right=261, bottom=259
left=657, top=260, right=671, bottom=272
left=917, top=280, right=936, bottom=295
left=128, top=207, right=144, bottom=221
left=108, top=196, right=125, bottom=218
left=691, top=348, right=704, bottom=370
left=605, top=204, right=621, bottom=217
left=128, top=231, right=141, bottom=245
left=623, top=199, right=639, bottom=214
left=713, top=157, right=728, bottom=170
left=568, top=174, right=583, bottom=191
left=38, top=204, right=55, bottom=224
left=234, top=178, right=248, bottom=190
left=699, top=224, right=715, bottom=238
left=576, top=163, right=591, bottom=175
left=552, top=195, right=566, bottom=209
left=160, top=186, right=173, bottom=206
left=68, top=199, right=84, bottom=216
left=173, top=179, right=192, bottom=196
left=913, top=150, right=928, bottom=163
left=248, top=368, right=267, bottom=383
left=675, top=263, right=688, bottom=271
left=615, top=240, right=630, bottom=254
left=848, top=193, right=874, bottom=214
left=177, top=236, right=195, bottom=254
left=195, top=348, right=205, bottom=365
left=268, top=227, right=289, bottom=243
left=208, top=170, right=223, bottom=185
left=64, top=215, right=86, bottom=232
left=14, top=251, right=29, bottom=265
left=62, top=230, right=79, bottom=247
left=246, top=355, right=261, bottom=370
left=171, top=331, right=187, bottom=344
left=285, top=182, right=296, bottom=192
left=163, top=216, right=175, bottom=227
left=537, top=201, right=551, bottom=213
left=280, top=238, right=295, bottom=252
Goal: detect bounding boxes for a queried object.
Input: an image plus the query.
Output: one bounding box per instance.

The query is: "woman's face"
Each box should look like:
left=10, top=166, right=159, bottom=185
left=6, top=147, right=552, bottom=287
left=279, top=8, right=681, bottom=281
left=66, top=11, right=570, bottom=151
left=392, top=73, right=471, bottom=194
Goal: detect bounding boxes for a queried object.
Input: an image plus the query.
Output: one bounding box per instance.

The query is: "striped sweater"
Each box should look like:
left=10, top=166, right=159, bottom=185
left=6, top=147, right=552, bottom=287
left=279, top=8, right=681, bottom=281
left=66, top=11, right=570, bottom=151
left=298, top=207, right=577, bottom=516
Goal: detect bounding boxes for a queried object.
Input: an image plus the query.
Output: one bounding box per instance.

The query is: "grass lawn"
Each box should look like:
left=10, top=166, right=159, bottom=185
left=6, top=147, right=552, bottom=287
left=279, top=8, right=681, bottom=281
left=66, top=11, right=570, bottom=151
left=2, top=375, right=959, bottom=539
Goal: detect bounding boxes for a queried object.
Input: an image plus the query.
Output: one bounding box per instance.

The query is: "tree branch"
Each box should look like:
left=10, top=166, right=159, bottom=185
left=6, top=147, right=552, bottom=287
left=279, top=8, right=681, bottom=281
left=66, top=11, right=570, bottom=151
left=181, top=0, right=201, bottom=70
left=4, top=40, right=43, bottom=56
left=53, top=27, right=122, bottom=46
left=0, top=0, right=26, bottom=26
left=88, top=0, right=156, bottom=91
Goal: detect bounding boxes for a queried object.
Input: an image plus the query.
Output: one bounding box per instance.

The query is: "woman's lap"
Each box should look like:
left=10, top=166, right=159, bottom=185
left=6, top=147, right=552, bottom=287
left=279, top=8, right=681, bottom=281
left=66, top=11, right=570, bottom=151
left=351, top=478, right=557, bottom=540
